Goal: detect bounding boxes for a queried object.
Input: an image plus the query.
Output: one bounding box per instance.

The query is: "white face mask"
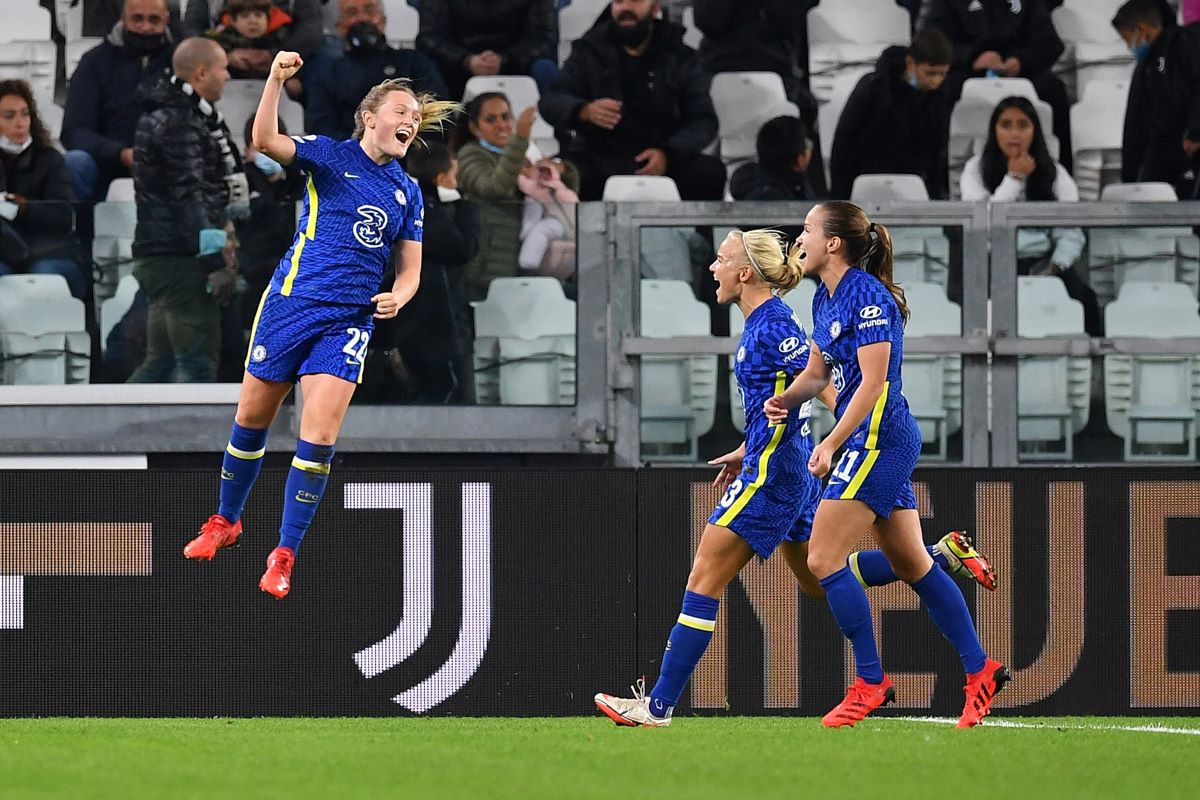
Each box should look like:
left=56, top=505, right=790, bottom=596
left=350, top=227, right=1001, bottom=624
left=0, top=134, right=32, bottom=155
left=436, top=185, right=462, bottom=203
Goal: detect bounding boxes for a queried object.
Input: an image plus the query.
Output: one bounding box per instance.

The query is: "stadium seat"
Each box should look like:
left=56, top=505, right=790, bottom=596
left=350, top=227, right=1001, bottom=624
left=1016, top=276, right=1092, bottom=459
left=0, top=274, right=89, bottom=385
left=220, top=79, right=305, bottom=149
left=602, top=175, right=681, bottom=201
left=640, top=279, right=716, bottom=460
left=106, top=177, right=135, bottom=203
left=709, top=71, right=800, bottom=165
left=383, top=0, right=420, bottom=49
left=0, top=1, right=52, bottom=42
left=31, top=86, right=63, bottom=144
left=65, top=37, right=101, bottom=83
left=99, top=273, right=140, bottom=356
left=888, top=227, right=951, bottom=289
left=680, top=5, right=701, bottom=50
left=1103, top=282, right=1200, bottom=460
left=1051, top=0, right=1133, bottom=102
left=1100, top=182, right=1179, bottom=202
left=0, top=41, right=57, bottom=97
left=472, top=277, right=576, bottom=405
left=92, top=201, right=138, bottom=306
left=1071, top=101, right=1125, bottom=200
left=901, top=282, right=962, bottom=459
left=850, top=174, right=929, bottom=202
left=462, top=75, right=557, bottom=157
left=558, top=0, right=608, bottom=61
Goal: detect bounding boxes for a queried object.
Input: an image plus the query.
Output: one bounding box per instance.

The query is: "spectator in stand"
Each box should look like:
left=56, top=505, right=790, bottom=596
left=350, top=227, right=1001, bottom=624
left=78, top=0, right=184, bottom=39
left=365, top=142, right=480, bottom=404
left=184, top=0, right=322, bottom=60
left=517, top=152, right=580, bottom=278
left=918, top=0, right=1074, bottom=172
left=302, top=0, right=448, bottom=139
left=1112, top=0, right=1200, bottom=199
left=206, top=0, right=294, bottom=79
left=415, top=0, right=559, bottom=99
left=128, top=38, right=241, bottom=383
left=692, top=0, right=825, bottom=193
left=458, top=92, right=580, bottom=300
left=729, top=115, right=819, bottom=202
left=62, top=0, right=176, bottom=204
left=829, top=28, right=953, bottom=200
left=539, top=0, right=725, bottom=201
left=960, top=96, right=1101, bottom=336
left=0, top=80, right=86, bottom=300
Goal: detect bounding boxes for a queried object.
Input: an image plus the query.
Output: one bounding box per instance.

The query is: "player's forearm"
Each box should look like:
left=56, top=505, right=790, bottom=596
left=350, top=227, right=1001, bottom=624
left=822, top=380, right=884, bottom=452
left=781, top=371, right=829, bottom=410
left=253, top=78, right=295, bottom=164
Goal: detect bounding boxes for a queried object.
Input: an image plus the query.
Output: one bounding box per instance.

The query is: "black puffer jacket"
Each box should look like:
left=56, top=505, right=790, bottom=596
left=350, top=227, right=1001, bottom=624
left=1122, top=21, right=1200, bottom=188
left=728, top=161, right=816, bottom=201
left=60, top=23, right=175, bottom=175
left=0, top=145, right=76, bottom=263
left=829, top=45, right=950, bottom=200
left=416, top=0, right=558, bottom=95
left=539, top=16, right=718, bottom=163
left=918, top=0, right=1063, bottom=76
left=131, top=78, right=228, bottom=267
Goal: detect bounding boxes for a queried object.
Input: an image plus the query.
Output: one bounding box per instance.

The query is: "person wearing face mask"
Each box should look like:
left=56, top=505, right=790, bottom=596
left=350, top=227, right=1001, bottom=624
left=362, top=141, right=480, bottom=404
left=0, top=80, right=87, bottom=300
left=457, top=92, right=580, bottom=301
left=300, top=0, right=448, bottom=139
left=539, top=0, right=726, bottom=201
left=1112, top=0, right=1200, bottom=198
left=184, top=0, right=322, bottom=64
left=829, top=28, right=953, bottom=200
left=62, top=0, right=177, bottom=205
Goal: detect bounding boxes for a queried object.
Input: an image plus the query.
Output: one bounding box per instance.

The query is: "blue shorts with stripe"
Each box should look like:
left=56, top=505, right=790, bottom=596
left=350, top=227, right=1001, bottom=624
left=245, top=289, right=375, bottom=384
left=708, top=471, right=822, bottom=559
left=823, top=433, right=920, bottom=519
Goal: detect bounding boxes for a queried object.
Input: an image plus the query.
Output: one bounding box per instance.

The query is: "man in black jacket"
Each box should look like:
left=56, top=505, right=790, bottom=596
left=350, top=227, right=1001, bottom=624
left=1112, top=0, right=1200, bottom=198
left=128, top=37, right=238, bottom=383
left=416, top=0, right=559, bottom=99
left=302, top=0, right=448, bottom=139
left=829, top=29, right=953, bottom=200
left=62, top=0, right=176, bottom=203
left=918, top=0, right=1073, bottom=172
left=539, top=0, right=725, bottom=201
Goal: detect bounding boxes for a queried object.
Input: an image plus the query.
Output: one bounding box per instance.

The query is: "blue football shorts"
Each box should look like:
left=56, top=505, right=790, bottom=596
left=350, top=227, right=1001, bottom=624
left=244, top=289, right=375, bottom=384
left=822, top=434, right=920, bottom=519
left=708, top=470, right=822, bottom=559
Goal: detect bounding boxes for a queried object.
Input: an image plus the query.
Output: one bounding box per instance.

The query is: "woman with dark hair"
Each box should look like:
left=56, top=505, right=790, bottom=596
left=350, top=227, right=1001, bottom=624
left=728, top=115, right=819, bottom=201
left=960, top=95, right=1101, bottom=336
left=456, top=91, right=578, bottom=300
left=765, top=201, right=1008, bottom=728
left=0, top=79, right=86, bottom=299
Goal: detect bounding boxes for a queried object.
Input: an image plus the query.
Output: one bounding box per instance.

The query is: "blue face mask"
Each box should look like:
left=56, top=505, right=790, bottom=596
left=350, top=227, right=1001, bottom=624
left=907, top=73, right=920, bottom=90
left=1130, top=39, right=1151, bottom=61
left=253, top=151, right=283, bottom=176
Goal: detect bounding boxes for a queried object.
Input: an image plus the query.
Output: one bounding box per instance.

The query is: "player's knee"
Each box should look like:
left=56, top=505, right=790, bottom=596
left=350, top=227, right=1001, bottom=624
left=806, top=550, right=840, bottom=582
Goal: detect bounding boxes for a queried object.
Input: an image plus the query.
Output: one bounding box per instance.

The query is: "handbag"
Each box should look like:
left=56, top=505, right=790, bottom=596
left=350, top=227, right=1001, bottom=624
left=0, top=218, right=31, bottom=268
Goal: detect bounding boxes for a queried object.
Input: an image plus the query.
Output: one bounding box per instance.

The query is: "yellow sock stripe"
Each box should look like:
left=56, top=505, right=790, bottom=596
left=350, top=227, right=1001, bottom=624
left=677, top=613, right=716, bottom=632
left=848, top=552, right=868, bottom=588
left=864, top=381, right=890, bottom=450
left=841, top=449, right=880, bottom=500
left=226, top=443, right=266, bottom=460
left=281, top=175, right=318, bottom=296
left=291, top=456, right=331, bottom=475
left=715, top=371, right=788, bottom=527
left=244, top=287, right=269, bottom=369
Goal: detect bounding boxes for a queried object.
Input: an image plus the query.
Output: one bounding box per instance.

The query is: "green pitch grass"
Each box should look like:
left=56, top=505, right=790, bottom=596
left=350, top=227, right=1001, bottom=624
left=1, top=717, right=1198, bottom=799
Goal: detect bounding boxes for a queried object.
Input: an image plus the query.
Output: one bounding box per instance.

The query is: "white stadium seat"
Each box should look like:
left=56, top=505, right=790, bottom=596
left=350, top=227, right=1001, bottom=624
left=220, top=79, right=305, bottom=149
left=709, top=71, right=800, bottom=165
left=472, top=277, right=576, bottom=406
left=92, top=201, right=139, bottom=305
left=850, top=174, right=930, bottom=202
left=99, top=274, right=141, bottom=356
left=1103, top=282, right=1200, bottom=460
left=1071, top=100, right=1125, bottom=200
left=106, top=177, right=136, bottom=203
left=1016, top=276, right=1092, bottom=459
left=383, top=0, right=420, bottom=49
left=640, top=279, right=716, bottom=460
left=558, top=0, right=609, bottom=62
left=602, top=175, right=681, bottom=202
left=902, top=282, right=962, bottom=460
left=0, top=275, right=90, bottom=385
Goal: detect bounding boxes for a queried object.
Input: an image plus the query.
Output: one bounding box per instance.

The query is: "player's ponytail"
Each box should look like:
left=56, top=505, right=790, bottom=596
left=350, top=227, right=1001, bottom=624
left=353, top=78, right=461, bottom=145
left=817, top=201, right=909, bottom=325
left=729, top=229, right=800, bottom=294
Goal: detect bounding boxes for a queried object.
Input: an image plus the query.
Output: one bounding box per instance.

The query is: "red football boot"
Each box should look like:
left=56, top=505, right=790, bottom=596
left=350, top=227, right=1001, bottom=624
left=958, top=659, right=1011, bottom=728
left=822, top=675, right=896, bottom=728
left=183, top=514, right=243, bottom=560
left=258, top=546, right=296, bottom=599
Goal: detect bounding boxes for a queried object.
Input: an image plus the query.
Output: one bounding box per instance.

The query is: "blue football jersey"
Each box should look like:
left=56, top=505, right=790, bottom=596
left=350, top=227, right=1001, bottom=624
left=734, top=295, right=815, bottom=481
left=811, top=268, right=919, bottom=449
left=271, top=135, right=424, bottom=306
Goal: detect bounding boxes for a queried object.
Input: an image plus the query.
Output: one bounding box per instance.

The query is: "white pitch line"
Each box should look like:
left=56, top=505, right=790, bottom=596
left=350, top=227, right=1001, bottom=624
left=889, top=716, right=1200, bottom=736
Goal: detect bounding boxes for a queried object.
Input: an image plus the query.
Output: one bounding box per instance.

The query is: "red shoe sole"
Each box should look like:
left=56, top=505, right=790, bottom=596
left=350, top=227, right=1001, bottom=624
left=594, top=697, right=637, bottom=727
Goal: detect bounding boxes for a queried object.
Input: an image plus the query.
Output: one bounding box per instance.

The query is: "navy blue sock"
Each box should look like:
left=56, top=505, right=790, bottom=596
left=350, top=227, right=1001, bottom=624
left=820, top=566, right=884, bottom=684
left=217, top=422, right=267, bottom=524
left=911, top=565, right=988, bottom=674
left=850, top=545, right=946, bottom=587
left=648, top=591, right=719, bottom=717
left=278, top=439, right=335, bottom=553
